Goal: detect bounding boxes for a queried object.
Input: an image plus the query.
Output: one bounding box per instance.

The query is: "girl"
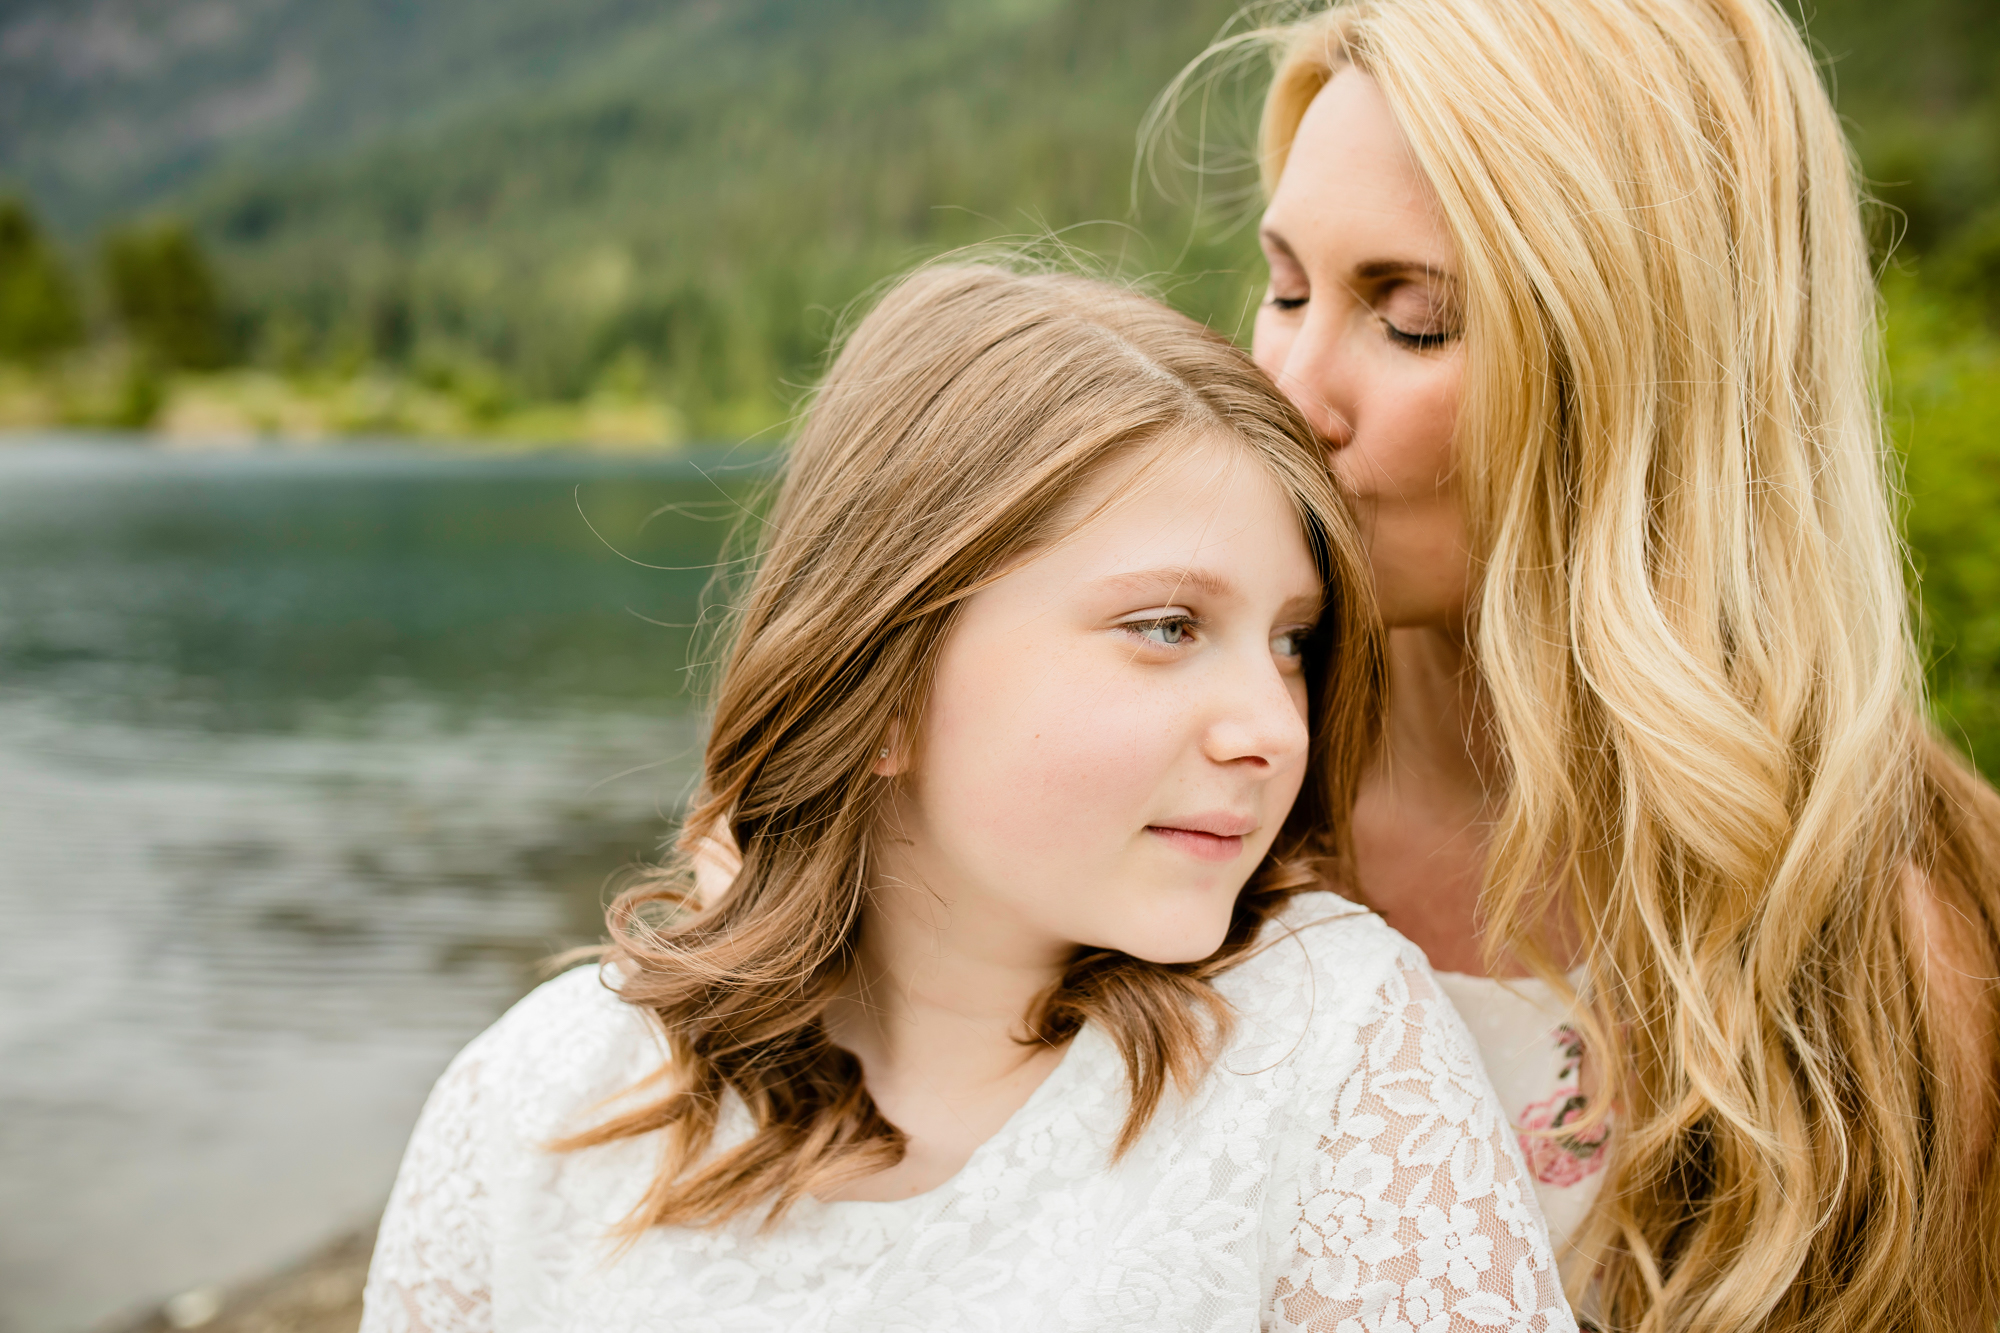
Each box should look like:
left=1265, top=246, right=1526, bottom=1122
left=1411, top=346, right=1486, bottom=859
left=359, top=265, right=1576, bottom=1331
left=1160, top=0, right=2000, bottom=1326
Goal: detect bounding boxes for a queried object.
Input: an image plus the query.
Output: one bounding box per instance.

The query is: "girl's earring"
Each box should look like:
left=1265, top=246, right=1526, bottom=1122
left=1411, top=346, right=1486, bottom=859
left=874, top=721, right=903, bottom=775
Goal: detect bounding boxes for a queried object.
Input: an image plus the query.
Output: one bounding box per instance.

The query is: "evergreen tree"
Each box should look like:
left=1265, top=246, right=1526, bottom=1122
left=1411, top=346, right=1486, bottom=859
left=0, top=197, right=84, bottom=363
left=102, top=221, right=230, bottom=370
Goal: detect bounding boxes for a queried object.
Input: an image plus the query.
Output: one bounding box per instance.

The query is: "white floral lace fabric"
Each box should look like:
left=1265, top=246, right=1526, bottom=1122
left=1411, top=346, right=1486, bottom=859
left=362, top=892, right=1576, bottom=1332
left=1432, top=970, right=1608, bottom=1283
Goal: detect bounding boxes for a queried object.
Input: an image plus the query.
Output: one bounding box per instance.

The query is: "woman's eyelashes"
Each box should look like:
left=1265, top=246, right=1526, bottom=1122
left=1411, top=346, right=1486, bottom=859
left=1378, top=279, right=1460, bottom=348
left=1382, top=321, right=1456, bottom=350
left=1263, top=277, right=1461, bottom=349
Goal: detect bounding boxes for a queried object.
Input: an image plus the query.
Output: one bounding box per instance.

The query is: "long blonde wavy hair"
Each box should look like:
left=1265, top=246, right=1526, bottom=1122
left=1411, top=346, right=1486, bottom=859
left=1170, top=0, right=2000, bottom=1328
left=556, top=263, right=1382, bottom=1231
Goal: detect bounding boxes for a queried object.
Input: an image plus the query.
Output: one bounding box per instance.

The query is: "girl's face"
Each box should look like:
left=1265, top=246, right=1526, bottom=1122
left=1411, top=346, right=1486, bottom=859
left=1252, top=67, right=1469, bottom=631
left=876, top=433, right=1321, bottom=967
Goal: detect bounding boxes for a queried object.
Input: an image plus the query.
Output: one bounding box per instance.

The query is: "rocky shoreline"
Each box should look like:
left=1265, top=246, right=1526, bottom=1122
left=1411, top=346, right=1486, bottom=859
left=108, top=1226, right=373, bottom=1333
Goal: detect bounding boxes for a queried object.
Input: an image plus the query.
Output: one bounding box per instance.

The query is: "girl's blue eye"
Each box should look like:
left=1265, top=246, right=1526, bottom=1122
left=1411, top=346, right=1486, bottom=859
left=1273, top=628, right=1311, bottom=660
left=1128, top=617, right=1192, bottom=648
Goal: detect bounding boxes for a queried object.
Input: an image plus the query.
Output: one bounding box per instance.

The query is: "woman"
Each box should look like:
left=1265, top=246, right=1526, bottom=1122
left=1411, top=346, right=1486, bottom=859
left=1183, top=0, right=2000, bottom=1326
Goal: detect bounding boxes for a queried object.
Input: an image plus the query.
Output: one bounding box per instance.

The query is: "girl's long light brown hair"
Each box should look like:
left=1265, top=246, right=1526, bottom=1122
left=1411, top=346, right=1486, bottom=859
left=555, top=263, right=1382, bottom=1233
left=1162, top=1, right=2000, bottom=1328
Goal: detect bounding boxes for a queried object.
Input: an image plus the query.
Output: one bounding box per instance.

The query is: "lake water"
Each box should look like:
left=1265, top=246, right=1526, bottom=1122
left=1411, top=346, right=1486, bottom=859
left=0, top=436, right=766, bottom=1333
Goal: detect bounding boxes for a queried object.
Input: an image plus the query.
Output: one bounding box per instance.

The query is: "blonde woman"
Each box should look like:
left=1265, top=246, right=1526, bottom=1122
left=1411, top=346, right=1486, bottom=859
left=361, top=266, right=1577, bottom=1330
left=1164, top=0, right=2000, bottom=1327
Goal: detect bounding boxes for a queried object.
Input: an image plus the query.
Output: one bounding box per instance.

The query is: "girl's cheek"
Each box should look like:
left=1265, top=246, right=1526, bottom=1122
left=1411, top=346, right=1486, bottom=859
left=1019, top=696, right=1182, bottom=837
left=953, top=683, right=1180, bottom=853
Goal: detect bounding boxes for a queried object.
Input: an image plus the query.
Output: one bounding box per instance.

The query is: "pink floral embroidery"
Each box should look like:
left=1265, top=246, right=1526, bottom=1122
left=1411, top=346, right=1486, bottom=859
left=1517, top=1024, right=1609, bottom=1188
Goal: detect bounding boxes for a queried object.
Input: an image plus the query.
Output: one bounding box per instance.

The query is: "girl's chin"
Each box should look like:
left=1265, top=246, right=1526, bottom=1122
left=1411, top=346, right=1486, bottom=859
left=1103, top=914, right=1237, bottom=967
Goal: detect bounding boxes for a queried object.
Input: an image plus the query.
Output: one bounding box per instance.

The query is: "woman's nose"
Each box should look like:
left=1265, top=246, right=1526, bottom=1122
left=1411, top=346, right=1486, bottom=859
left=1279, top=315, right=1356, bottom=452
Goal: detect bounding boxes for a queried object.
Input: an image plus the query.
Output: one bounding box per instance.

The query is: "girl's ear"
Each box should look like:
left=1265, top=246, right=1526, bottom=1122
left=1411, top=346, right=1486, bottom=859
left=873, top=719, right=908, bottom=777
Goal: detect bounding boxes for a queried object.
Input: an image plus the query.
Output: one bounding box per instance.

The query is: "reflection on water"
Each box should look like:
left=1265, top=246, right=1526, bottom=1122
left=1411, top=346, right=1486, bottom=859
left=0, top=438, right=761, bottom=1333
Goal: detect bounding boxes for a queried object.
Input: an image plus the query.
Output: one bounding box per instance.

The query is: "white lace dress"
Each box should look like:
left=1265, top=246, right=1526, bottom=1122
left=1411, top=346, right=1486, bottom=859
left=1431, top=972, right=1608, bottom=1283
left=361, top=892, right=1577, bottom=1332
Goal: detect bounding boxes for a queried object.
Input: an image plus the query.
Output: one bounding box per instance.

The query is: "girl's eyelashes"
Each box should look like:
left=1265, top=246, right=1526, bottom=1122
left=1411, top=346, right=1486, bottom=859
left=1118, top=612, right=1198, bottom=649
left=1116, top=614, right=1319, bottom=661
left=1271, top=624, right=1316, bottom=664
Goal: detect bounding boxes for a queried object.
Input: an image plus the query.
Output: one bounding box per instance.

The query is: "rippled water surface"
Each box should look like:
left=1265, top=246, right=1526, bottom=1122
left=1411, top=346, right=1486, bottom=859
left=0, top=437, right=761, bottom=1333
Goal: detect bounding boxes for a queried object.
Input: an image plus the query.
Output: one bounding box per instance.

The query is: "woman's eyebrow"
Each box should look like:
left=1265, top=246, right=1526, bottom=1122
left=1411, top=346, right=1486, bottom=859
left=1351, top=258, right=1456, bottom=283
left=1255, top=232, right=1454, bottom=288
left=1258, top=225, right=1301, bottom=264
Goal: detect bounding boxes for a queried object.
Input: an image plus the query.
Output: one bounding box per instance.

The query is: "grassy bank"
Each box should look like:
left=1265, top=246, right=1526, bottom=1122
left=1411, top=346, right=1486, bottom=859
left=0, top=355, right=690, bottom=450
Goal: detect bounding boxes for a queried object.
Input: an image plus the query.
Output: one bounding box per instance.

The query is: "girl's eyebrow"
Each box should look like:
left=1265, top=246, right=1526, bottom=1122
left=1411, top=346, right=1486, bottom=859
left=1098, top=567, right=1324, bottom=620
left=1099, top=566, right=1239, bottom=601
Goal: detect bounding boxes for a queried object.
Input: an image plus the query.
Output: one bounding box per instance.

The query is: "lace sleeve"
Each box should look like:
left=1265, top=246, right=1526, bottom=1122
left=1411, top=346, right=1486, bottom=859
left=359, top=1044, right=496, bottom=1333
left=1274, top=960, right=1576, bottom=1332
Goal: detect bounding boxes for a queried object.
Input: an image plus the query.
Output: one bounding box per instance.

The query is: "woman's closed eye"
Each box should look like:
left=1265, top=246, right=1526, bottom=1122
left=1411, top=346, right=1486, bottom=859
left=1378, top=279, right=1460, bottom=350
left=1263, top=268, right=1461, bottom=350
left=1382, top=321, right=1455, bottom=350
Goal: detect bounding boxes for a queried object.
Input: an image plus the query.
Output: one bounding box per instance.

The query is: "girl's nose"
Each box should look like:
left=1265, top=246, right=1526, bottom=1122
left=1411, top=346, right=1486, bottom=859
left=1204, top=655, right=1309, bottom=771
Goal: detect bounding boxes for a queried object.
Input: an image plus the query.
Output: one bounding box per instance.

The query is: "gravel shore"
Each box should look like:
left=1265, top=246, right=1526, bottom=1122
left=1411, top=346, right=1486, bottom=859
left=109, top=1226, right=372, bottom=1333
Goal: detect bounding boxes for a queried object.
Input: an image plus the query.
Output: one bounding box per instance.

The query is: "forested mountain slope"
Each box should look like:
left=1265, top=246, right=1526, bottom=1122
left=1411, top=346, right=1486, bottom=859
left=6, top=0, right=1267, bottom=426
left=0, top=0, right=726, bottom=229
left=4, top=0, right=1996, bottom=426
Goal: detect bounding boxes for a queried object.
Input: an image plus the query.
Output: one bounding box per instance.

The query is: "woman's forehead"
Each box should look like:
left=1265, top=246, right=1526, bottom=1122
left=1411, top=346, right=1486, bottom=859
left=1264, top=69, right=1455, bottom=277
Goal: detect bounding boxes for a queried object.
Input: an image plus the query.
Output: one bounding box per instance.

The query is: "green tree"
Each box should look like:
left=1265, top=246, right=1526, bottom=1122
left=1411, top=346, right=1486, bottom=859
left=1936, top=208, right=2000, bottom=333
left=101, top=220, right=230, bottom=370
left=0, top=197, right=83, bottom=362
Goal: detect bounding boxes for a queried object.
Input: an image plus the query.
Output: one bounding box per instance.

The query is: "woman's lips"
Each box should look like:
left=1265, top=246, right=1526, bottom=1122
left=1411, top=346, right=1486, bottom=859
left=1145, top=825, right=1247, bottom=863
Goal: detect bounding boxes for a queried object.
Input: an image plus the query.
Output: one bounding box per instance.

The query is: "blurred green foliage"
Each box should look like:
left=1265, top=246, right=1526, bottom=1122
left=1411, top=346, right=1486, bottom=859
left=1804, top=0, right=2000, bottom=766
left=101, top=220, right=231, bottom=371
left=1893, top=275, right=2000, bottom=769
left=0, top=199, right=83, bottom=362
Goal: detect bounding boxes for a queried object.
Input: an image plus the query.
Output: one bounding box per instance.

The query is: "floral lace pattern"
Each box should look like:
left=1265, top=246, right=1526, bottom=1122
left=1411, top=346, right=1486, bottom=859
left=362, top=893, right=1576, bottom=1332
left=1430, top=971, right=1608, bottom=1275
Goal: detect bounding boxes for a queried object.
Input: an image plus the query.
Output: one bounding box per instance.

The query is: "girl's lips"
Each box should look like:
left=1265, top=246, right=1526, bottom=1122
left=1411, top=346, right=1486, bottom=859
left=1145, top=826, right=1247, bottom=863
